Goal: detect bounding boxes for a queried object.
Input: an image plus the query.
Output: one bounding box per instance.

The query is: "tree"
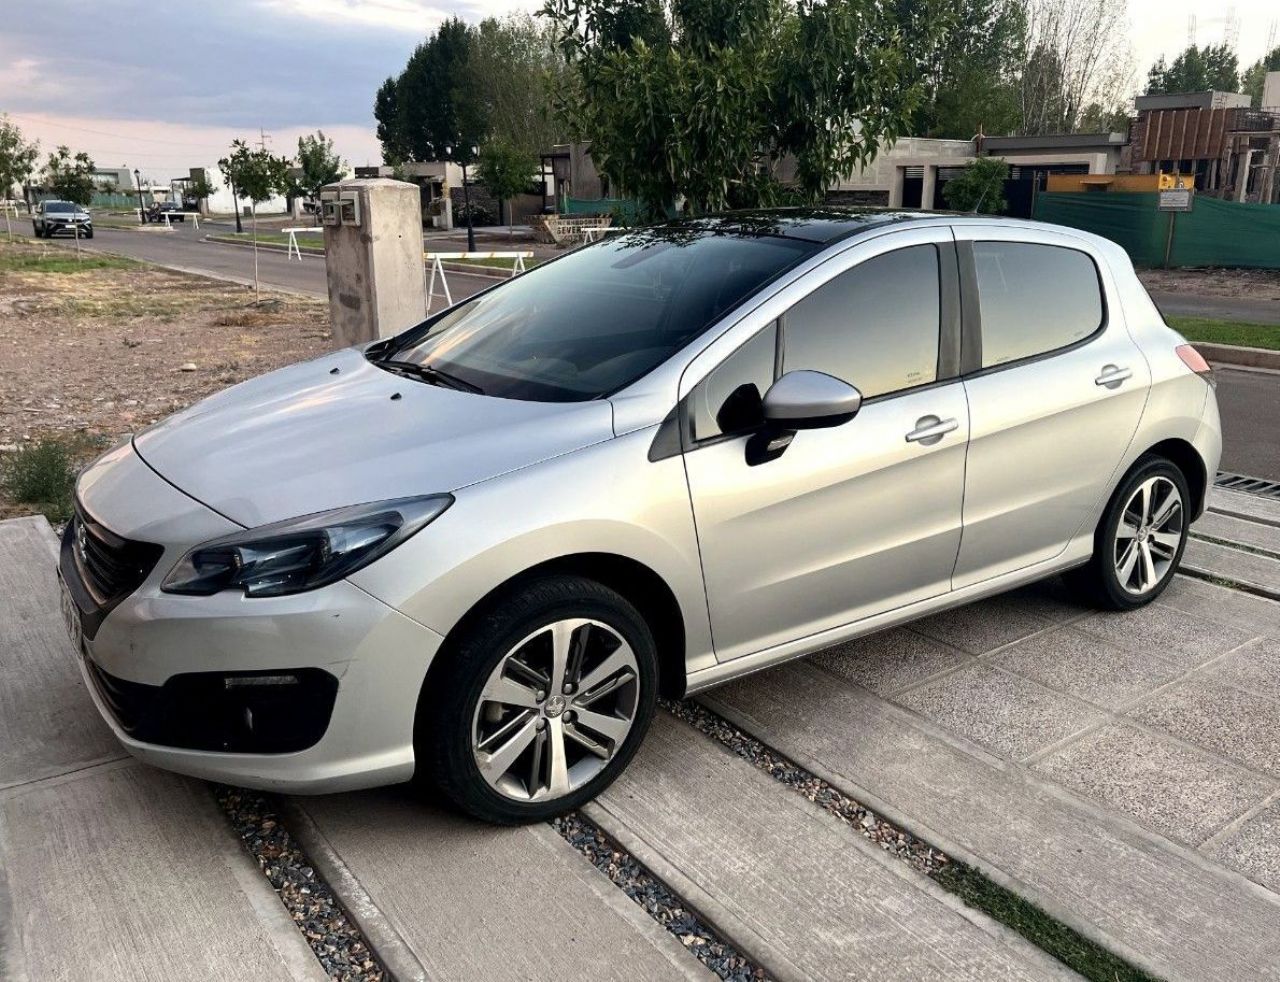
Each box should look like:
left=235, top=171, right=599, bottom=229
left=186, top=173, right=216, bottom=211
left=376, top=17, right=486, bottom=163
left=541, top=0, right=946, bottom=217
left=1242, top=45, right=1280, bottom=108
left=477, top=140, right=536, bottom=233
left=44, top=146, right=96, bottom=205
left=0, top=115, right=39, bottom=240
left=218, top=140, right=292, bottom=296
left=294, top=131, right=345, bottom=206
left=942, top=157, right=1009, bottom=213
left=1146, top=42, right=1239, bottom=94
left=1016, top=0, right=1132, bottom=135
left=905, top=0, right=1026, bottom=139
left=466, top=13, right=567, bottom=156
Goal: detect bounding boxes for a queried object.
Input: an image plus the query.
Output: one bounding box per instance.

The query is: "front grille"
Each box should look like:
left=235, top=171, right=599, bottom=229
left=71, top=507, right=163, bottom=606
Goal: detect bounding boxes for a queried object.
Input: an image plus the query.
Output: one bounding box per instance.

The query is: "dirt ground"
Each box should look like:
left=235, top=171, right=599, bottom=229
left=1137, top=266, right=1280, bottom=300
left=0, top=240, right=334, bottom=512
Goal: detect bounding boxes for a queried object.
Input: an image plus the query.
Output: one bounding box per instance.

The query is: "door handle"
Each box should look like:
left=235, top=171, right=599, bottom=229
left=905, top=416, right=959, bottom=445
left=1094, top=365, right=1132, bottom=388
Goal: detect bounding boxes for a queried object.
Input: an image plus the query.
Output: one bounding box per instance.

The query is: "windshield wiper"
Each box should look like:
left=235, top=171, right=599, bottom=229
left=379, top=359, right=483, bottom=394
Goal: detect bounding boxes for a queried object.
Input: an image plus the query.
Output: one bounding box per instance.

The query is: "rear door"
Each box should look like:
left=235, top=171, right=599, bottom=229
left=681, top=227, right=969, bottom=661
left=952, top=225, right=1150, bottom=587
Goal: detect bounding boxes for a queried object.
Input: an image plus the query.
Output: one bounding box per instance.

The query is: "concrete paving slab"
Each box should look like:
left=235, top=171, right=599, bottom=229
left=1210, top=637, right=1280, bottom=703
left=895, top=663, right=1103, bottom=760
left=0, top=761, right=327, bottom=982
left=0, top=517, right=124, bottom=788
left=1207, top=796, right=1280, bottom=893
left=1072, top=599, right=1256, bottom=667
left=1034, top=722, right=1274, bottom=846
left=810, top=627, right=969, bottom=695
left=1210, top=487, right=1280, bottom=527
left=1183, top=537, right=1280, bottom=599
left=1158, top=574, right=1280, bottom=639
left=704, top=661, right=1280, bottom=982
left=297, top=789, right=711, bottom=982
left=906, top=594, right=1062, bottom=655
left=991, top=626, right=1188, bottom=710
left=1194, top=511, right=1280, bottom=556
left=1128, top=679, right=1280, bottom=778
left=587, top=716, right=1071, bottom=982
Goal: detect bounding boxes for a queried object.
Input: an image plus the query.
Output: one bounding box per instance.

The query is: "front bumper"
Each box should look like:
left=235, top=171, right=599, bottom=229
left=65, top=442, right=445, bottom=793
left=44, top=219, right=92, bottom=235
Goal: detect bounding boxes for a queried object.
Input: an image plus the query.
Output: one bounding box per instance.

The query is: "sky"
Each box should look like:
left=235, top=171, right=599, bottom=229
left=2, top=0, right=1277, bottom=183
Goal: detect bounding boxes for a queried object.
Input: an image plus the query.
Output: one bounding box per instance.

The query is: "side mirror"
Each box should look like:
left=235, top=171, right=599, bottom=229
left=746, top=371, right=862, bottom=466
left=762, top=370, right=862, bottom=429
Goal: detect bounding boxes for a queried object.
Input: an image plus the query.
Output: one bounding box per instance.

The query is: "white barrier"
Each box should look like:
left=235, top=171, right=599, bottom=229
left=424, top=251, right=533, bottom=308
left=282, top=226, right=324, bottom=260
left=136, top=208, right=202, bottom=229
left=581, top=225, right=613, bottom=243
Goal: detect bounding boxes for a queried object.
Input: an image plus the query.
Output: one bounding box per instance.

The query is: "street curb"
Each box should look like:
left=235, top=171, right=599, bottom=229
left=1192, top=341, right=1280, bottom=371
left=204, top=235, right=324, bottom=258
left=276, top=798, right=432, bottom=982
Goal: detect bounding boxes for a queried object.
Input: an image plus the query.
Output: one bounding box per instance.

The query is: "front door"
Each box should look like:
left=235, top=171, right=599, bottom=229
left=682, top=230, right=969, bottom=662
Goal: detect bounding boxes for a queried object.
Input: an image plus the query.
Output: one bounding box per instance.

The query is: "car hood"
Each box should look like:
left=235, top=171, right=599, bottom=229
left=132, top=347, right=616, bottom=527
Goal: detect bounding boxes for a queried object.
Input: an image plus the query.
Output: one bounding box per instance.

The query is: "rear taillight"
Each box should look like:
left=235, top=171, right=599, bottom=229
left=1175, top=344, right=1215, bottom=387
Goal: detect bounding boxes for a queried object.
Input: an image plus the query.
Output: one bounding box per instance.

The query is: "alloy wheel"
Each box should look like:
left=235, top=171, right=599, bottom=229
left=1114, top=475, right=1184, bottom=596
left=472, top=618, right=640, bottom=802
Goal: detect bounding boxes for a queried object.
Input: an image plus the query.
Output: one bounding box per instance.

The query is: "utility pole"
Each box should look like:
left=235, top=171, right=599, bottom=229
left=257, top=127, right=271, bottom=151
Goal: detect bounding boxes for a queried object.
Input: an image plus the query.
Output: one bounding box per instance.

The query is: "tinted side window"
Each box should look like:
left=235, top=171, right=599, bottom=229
left=689, top=322, right=777, bottom=441
left=974, top=243, right=1103, bottom=368
left=781, top=245, right=940, bottom=398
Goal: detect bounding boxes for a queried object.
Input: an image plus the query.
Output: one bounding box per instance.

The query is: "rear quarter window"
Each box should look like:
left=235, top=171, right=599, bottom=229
left=974, top=242, right=1103, bottom=368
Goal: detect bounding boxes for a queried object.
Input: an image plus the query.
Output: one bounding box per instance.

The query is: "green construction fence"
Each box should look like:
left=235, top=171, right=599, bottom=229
left=1032, top=191, right=1280, bottom=269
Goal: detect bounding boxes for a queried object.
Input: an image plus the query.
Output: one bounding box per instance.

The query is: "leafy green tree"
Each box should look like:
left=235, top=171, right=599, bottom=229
left=906, top=0, right=1025, bottom=139
left=376, top=18, right=487, bottom=163
left=942, top=157, right=1009, bottom=213
left=44, top=146, right=96, bottom=206
left=466, top=13, right=567, bottom=156
left=218, top=140, right=292, bottom=295
left=0, top=115, right=40, bottom=240
left=1146, top=43, right=1239, bottom=94
left=1241, top=45, right=1280, bottom=108
left=477, top=139, right=537, bottom=233
left=294, top=131, right=346, bottom=204
left=541, top=0, right=945, bottom=217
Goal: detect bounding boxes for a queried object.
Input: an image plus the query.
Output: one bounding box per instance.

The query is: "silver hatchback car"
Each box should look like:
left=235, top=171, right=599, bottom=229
left=62, top=211, right=1220, bottom=823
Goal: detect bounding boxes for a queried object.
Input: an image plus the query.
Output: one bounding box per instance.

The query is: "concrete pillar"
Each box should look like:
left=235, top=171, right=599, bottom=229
left=921, top=166, right=937, bottom=211
left=321, top=179, right=426, bottom=348
left=889, top=167, right=905, bottom=208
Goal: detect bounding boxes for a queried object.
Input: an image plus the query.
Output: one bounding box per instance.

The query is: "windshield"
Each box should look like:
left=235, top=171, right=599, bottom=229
left=45, top=201, right=75, bottom=213
left=385, top=227, right=816, bottom=402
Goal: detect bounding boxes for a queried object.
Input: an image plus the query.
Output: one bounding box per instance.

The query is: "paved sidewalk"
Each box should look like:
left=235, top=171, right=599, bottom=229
left=0, top=518, right=326, bottom=982
left=706, top=488, right=1280, bottom=982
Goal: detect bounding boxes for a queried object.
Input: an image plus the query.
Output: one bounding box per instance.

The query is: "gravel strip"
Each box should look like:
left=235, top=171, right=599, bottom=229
left=214, top=786, right=386, bottom=982
left=665, top=698, right=951, bottom=875
left=550, top=811, right=768, bottom=981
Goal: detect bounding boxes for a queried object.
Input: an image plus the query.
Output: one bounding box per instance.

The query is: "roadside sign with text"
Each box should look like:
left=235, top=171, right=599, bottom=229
left=1158, top=188, right=1195, bottom=212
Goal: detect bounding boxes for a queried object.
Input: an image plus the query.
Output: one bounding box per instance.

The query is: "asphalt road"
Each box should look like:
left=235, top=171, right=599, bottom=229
left=85, top=227, right=1280, bottom=482
left=1215, top=368, right=1280, bottom=482
left=87, top=225, right=498, bottom=309
left=1149, top=290, right=1280, bottom=326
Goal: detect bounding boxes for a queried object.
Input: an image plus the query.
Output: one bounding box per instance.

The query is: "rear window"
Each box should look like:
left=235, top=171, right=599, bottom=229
left=974, top=242, right=1103, bottom=368
left=388, top=229, right=816, bottom=402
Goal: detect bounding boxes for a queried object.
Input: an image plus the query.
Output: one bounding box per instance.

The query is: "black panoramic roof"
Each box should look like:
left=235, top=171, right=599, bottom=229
left=645, top=208, right=940, bottom=245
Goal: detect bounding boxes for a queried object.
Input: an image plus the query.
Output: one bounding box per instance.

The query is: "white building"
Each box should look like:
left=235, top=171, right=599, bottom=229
left=186, top=164, right=289, bottom=217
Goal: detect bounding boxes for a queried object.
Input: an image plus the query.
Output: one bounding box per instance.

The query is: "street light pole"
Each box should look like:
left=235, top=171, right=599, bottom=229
left=448, top=144, right=478, bottom=253
left=134, top=169, right=145, bottom=224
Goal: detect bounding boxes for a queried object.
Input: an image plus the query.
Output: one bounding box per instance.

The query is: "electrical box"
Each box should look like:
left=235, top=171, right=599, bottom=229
left=320, top=190, right=340, bottom=227
left=338, top=191, right=361, bottom=227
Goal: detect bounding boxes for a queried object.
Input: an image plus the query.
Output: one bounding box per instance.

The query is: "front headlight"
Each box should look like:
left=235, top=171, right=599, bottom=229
left=161, top=495, right=453, bottom=598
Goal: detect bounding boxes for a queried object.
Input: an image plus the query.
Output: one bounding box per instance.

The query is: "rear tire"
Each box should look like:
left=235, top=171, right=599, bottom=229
left=414, top=574, right=659, bottom=824
left=1064, top=454, right=1190, bottom=610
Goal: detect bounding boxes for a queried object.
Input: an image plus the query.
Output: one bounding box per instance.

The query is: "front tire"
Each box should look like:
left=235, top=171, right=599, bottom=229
left=415, top=575, right=659, bottom=824
left=1064, top=454, right=1190, bottom=610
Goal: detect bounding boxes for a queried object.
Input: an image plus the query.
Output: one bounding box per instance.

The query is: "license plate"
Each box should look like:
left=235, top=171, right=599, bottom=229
left=59, top=575, right=84, bottom=655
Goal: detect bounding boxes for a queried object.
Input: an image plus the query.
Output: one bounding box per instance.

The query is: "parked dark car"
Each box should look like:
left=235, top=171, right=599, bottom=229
left=33, top=200, right=93, bottom=239
left=147, top=201, right=184, bottom=223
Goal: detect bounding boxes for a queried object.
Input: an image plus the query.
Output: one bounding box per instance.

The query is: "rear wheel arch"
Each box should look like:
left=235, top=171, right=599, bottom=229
left=1139, top=438, right=1208, bottom=519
